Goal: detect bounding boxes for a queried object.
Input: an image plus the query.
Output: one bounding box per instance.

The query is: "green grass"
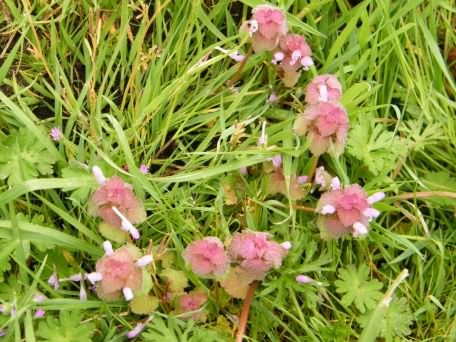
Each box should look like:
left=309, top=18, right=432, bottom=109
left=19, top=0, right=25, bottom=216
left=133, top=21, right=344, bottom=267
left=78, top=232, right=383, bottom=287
left=0, top=0, right=455, bottom=341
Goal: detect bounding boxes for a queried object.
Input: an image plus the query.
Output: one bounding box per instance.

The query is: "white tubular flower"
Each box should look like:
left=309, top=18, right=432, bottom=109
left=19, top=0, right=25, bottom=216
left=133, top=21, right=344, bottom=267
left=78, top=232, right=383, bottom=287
left=123, top=287, right=134, bottom=301
left=330, top=177, right=341, bottom=190
left=301, top=56, right=313, bottom=70
left=281, top=241, right=292, bottom=250
left=127, top=323, right=145, bottom=339
left=129, top=226, right=140, bottom=240
left=315, top=166, right=326, bottom=186
left=103, top=241, right=114, bottom=256
left=69, top=274, right=82, bottom=282
left=368, top=192, right=385, bottom=205
left=272, top=51, right=284, bottom=64
left=321, top=205, right=336, bottom=215
left=92, top=166, right=106, bottom=185
left=257, top=121, right=268, bottom=147
left=136, top=255, right=153, bottom=268
left=111, top=207, right=138, bottom=238
left=248, top=19, right=258, bottom=36
left=86, top=272, right=103, bottom=284
left=80, top=283, right=88, bottom=301
left=352, top=222, right=368, bottom=237
left=363, top=208, right=380, bottom=221
left=290, top=50, right=302, bottom=65
left=229, top=52, right=245, bottom=62
left=318, top=84, right=329, bottom=102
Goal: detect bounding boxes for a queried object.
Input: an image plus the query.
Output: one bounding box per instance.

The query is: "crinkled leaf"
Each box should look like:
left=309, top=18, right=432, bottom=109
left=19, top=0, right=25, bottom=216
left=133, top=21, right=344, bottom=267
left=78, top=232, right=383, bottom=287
left=98, top=222, right=128, bottom=243
left=160, top=268, right=189, bottom=294
left=130, top=294, right=159, bottom=314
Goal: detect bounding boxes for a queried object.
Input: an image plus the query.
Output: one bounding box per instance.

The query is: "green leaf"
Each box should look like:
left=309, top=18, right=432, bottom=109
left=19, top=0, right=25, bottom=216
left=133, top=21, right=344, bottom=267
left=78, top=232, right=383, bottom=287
left=358, top=297, right=414, bottom=339
left=35, top=310, right=95, bottom=342
left=335, top=264, right=383, bottom=313
left=98, top=222, right=129, bottom=243
left=143, top=316, right=228, bottom=342
left=0, top=128, right=57, bottom=185
left=61, top=164, right=92, bottom=204
left=160, top=268, right=189, bottom=294
left=347, top=118, right=408, bottom=175
left=130, top=294, right=159, bottom=315
left=422, top=171, right=456, bottom=206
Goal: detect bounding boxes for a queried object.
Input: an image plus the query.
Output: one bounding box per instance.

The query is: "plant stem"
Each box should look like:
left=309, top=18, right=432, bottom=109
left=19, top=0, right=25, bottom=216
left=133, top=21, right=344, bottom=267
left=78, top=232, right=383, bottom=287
left=293, top=204, right=315, bottom=212
left=389, top=191, right=456, bottom=201
left=307, top=156, right=319, bottom=182
left=236, top=281, right=259, bottom=342
left=214, top=279, right=220, bottom=307
left=228, top=47, right=253, bottom=87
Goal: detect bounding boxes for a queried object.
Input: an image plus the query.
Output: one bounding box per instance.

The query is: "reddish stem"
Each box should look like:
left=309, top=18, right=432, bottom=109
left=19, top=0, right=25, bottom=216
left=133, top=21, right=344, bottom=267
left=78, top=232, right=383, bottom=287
left=236, top=281, right=259, bottom=342
left=228, top=47, right=253, bottom=87
left=307, top=155, right=319, bottom=182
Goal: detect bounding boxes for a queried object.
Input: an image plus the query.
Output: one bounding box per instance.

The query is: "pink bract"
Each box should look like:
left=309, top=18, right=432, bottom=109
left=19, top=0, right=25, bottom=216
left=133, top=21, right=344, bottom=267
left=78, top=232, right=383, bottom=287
left=248, top=5, right=288, bottom=52
left=179, top=291, right=207, bottom=312
left=89, top=176, right=146, bottom=228
left=178, top=290, right=208, bottom=321
left=95, top=246, right=142, bottom=300
left=293, top=101, right=348, bottom=156
left=316, top=184, right=377, bottom=239
left=183, top=237, right=230, bottom=278
left=274, top=34, right=313, bottom=87
left=228, top=231, right=288, bottom=280
left=305, top=74, right=342, bottom=104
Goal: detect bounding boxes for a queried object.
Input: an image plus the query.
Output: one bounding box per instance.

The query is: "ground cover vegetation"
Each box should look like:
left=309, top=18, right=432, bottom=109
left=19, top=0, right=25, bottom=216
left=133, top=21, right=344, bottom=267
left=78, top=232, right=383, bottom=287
left=0, top=0, right=456, bottom=341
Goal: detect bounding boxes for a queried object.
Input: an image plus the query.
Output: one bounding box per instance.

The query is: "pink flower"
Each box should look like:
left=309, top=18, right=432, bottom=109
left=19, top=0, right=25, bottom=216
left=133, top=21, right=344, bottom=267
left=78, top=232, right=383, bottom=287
left=274, top=34, right=313, bottom=87
left=126, top=317, right=153, bottom=339
left=316, top=185, right=383, bottom=239
left=127, top=323, right=145, bottom=339
left=305, top=74, right=342, bottom=104
left=245, top=5, right=288, bottom=52
left=95, top=246, right=143, bottom=301
left=48, top=272, right=59, bottom=290
left=50, top=127, right=62, bottom=141
left=34, top=309, right=45, bottom=318
left=293, top=101, right=348, bottom=156
left=267, top=91, right=278, bottom=104
left=89, top=176, right=146, bottom=229
left=183, top=237, right=230, bottom=278
left=139, top=164, right=149, bottom=174
left=228, top=231, right=288, bottom=280
left=269, top=154, right=282, bottom=169
left=178, top=290, right=208, bottom=321
left=296, top=275, right=314, bottom=284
